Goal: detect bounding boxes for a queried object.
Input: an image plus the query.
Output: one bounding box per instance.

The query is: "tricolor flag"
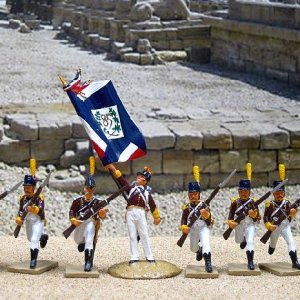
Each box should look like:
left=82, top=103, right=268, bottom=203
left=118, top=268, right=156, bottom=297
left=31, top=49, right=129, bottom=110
left=59, top=70, right=147, bottom=166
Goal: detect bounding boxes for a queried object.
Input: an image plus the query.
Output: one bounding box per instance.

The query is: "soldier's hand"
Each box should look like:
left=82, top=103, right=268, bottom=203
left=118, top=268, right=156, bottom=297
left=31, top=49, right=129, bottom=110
left=248, top=209, right=258, bottom=219
left=27, top=205, right=39, bottom=215
left=98, top=208, right=108, bottom=219
left=15, top=216, right=23, bottom=226
left=70, top=218, right=83, bottom=227
left=265, top=222, right=277, bottom=232
left=200, top=209, right=210, bottom=220
left=153, top=217, right=161, bottom=225
left=228, top=220, right=238, bottom=229
left=181, top=224, right=190, bottom=234
left=290, top=208, right=297, bottom=218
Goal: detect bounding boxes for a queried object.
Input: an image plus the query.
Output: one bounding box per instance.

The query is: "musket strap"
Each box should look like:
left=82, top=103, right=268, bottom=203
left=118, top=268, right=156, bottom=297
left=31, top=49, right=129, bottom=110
left=235, top=198, right=252, bottom=215
left=271, top=200, right=287, bottom=219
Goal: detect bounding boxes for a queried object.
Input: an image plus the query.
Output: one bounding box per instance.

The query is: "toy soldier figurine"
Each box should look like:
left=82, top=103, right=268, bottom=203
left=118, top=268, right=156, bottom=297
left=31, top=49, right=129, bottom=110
left=69, top=157, right=108, bottom=272
left=180, top=166, right=214, bottom=273
left=15, top=159, right=49, bottom=269
left=226, top=163, right=260, bottom=270
left=106, top=164, right=161, bottom=264
left=263, top=164, right=300, bottom=269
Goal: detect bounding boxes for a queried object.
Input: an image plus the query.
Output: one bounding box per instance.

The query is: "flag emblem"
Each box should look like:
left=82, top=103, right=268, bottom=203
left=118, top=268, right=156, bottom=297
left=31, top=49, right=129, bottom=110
left=92, top=106, right=124, bottom=140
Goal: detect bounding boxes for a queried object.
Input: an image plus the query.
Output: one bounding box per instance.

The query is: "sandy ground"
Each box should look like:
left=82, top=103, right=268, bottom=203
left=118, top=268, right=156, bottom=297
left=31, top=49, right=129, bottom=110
left=0, top=236, right=299, bottom=300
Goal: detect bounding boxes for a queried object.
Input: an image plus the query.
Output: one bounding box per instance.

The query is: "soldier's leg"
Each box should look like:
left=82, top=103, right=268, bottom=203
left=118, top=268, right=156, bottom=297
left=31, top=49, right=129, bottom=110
left=244, top=222, right=255, bottom=270
left=29, top=220, right=43, bottom=269
left=189, top=224, right=202, bottom=261
left=83, top=220, right=95, bottom=272
left=269, top=227, right=280, bottom=254
left=136, top=210, right=154, bottom=261
left=74, top=222, right=85, bottom=245
left=235, top=221, right=245, bottom=244
left=199, top=225, right=212, bottom=272
left=126, top=210, right=139, bottom=262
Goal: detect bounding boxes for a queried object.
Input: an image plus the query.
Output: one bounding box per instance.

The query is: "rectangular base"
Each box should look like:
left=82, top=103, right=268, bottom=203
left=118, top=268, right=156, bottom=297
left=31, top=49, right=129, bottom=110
left=259, top=262, right=300, bottom=276
left=7, top=260, right=58, bottom=275
left=65, top=264, right=99, bottom=278
left=185, top=265, right=219, bottom=278
left=228, top=263, right=261, bottom=276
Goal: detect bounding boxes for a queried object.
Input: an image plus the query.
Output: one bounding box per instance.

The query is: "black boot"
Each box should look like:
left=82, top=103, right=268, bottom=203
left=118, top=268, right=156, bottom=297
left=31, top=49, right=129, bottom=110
left=240, top=238, right=247, bottom=250
left=40, top=234, right=49, bottom=249
left=246, top=250, right=255, bottom=270
left=289, top=250, right=300, bottom=269
left=268, top=246, right=275, bottom=255
left=203, top=252, right=213, bottom=273
left=84, top=249, right=94, bottom=272
left=196, top=247, right=203, bottom=261
left=30, top=248, right=39, bottom=269
left=78, top=243, right=85, bottom=252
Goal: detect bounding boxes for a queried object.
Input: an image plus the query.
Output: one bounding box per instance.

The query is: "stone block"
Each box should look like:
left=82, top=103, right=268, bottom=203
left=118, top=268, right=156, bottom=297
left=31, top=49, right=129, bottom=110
left=280, top=121, right=300, bottom=148
left=222, top=123, right=260, bottom=149
left=150, top=174, right=186, bottom=192
left=209, top=171, right=241, bottom=188
left=157, top=51, right=187, bottom=62
left=49, top=176, right=85, bottom=193
left=178, top=25, right=210, bottom=39
left=37, top=113, right=72, bottom=140
left=132, top=151, right=162, bottom=174
left=140, top=53, right=153, bottom=65
left=75, top=140, right=90, bottom=162
left=93, top=174, right=122, bottom=194
left=220, top=150, right=248, bottom=173
left=139, top=122, right=175, bottom=150
left=5, top=114, right=38, bottom=140
left=60, top=150, right=77, bottom=168
left=186, top=47, right=211, bottom=64
left=151, top=41, right=170, bottom=51
left=169, top=40, right=184, bottom=50
left=183, top=39, right=211, bottom=49
left=163, top=150, right=193, bottom=174
left=0, top=140, right=30, bottom=163
left=194, top=150, right=219, bottom=173
left=31, top=140, right=64, bottom=161
left=249, top=150, right=277, bottom=172
left=95, top=157, right=131, bottom=175
left=123, top=53, right=140, bottom=64
left=0, top=118, right=3, bottom=141
left=259, top=125, right=290, bottom=149
left=278, top=149, right=300, bottom=169
left=72, top=118, right=89, bottom=138
left=266, top=68, right=288, bottom=82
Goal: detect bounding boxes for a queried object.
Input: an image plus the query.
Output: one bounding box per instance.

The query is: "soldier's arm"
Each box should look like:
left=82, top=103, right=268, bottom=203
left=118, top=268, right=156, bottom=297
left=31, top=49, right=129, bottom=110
left=106, top=164, right=131, bottom=192
left=227, top=200, right=238, bottom=229
left=263, top=201, right=276, bottom=231
left=180, top=205, right=190, bottom=233
left=149, top=194, right=160, bottom=224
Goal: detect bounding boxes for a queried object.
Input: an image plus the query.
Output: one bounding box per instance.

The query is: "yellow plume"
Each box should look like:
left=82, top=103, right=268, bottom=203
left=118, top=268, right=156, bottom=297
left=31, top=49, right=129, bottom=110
left=58, top=75, right=67, bottom=87
left=144, top=166, right=152, bottom=174
left=193, top=165, right=200, bottom=183
left=30, top=158, right=36, bottom=176
left=246, top=163, right=252, bottom=181
left=89, top=156, right=96, bottom=176
left=279, top=164, right=285, bottom=181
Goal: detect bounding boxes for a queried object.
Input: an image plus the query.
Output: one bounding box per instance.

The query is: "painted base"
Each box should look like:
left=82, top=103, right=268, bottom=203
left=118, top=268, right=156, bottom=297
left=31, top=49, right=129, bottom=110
left=228, top=263, right=261, bottom=276
left=65, top=264, right=99, bottom=278
left=108, top=260, right=181, bottom=279
left=259, top=262, right=300, bottom=276
left=7, top=260, right=58, bottom=275
left=185, top=265, right=219, bottom=278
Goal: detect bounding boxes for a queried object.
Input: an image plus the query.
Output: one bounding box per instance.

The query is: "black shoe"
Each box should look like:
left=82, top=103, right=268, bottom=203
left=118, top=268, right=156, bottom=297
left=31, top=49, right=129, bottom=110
left=203, top=252, right=213, bottom=273
left=40, top=234, right=49, bottom=249
left=78, top=243, right=85, bottom=252
left=129, top=260, right=139, bottom=264
left=246, top=250, right=255, bottom=270
left=30, top=248, right=39, bottom=269
left=268, top=246, right=275, bottom=255
left=147, top=259, right=156, bottom=263
left=289, top=250, right=300, bottom=269
left=196, top=247, right=203, bottom=261
left=84, top=249, right=94, bottom=272
left=240, top=238, right=247, bottom=250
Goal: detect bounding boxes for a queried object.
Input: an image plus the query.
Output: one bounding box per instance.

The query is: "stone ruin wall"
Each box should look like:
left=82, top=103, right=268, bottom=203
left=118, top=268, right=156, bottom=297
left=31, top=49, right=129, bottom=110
left=1, top=113, right=300, bottom=193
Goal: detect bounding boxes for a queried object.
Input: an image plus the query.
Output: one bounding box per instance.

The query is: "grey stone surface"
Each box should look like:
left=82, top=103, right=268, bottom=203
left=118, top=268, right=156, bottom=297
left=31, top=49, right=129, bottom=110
left=129, top=2, right=153, bottom=22
left=60, top=150, right=77, bottom=168
left=220, top=150, right=248, bottom=173
left=0, top=139, right=30, bottom=163
left=72, top=117, right=89, bottom=139
left=278, top=149, right=300, bottom=170
left=31, top=139, right=64, bottom=161
left=132, top=150, right=162, bottom=174
left=139, top=121, right=175, bottom=150
left=257, top=124, right=290, bottom=149
left=163, top=149, right=193, bottom=174
left=249, top=150, right=277, bottom=172
left=280, top=120, right=300, bottom=148
left=0, top=118, right=3, bottom=141
left=5, top=114, right=38, bottom=140
left=194, top=150, right=219, bottom=173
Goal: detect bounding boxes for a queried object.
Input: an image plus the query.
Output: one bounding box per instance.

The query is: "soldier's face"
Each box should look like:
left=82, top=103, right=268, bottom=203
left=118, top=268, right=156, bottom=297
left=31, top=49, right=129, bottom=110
left=189, top=192, right=200, bottom=203
left=239, top=189, right=250, bottom=200
left=273, top=191, right=284, bottom=201
left=84, top=187, right=95, bottom=201
left=24, top=186, right=34, bottom=197
left=136, top=175, right=147, bottom=186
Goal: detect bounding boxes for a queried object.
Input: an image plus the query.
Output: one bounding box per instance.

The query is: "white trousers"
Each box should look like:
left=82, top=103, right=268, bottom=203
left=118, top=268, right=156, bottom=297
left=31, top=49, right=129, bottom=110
left=190, top=219, right=211, bottom=254
left=126, top=208, right=153, bottom=260
left=235, top=217, right=255, bottom=251
left=25, top=213, right=44, bottom=249
left=74, top=218, right=95, bottom=250
left=270, top=219, right=296, bottom=252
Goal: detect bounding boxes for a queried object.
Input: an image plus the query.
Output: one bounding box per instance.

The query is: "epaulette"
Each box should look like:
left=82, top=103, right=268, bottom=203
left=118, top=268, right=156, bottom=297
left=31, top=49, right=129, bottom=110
left=252, top=197, right=257, bottom=202
left=231, top=196, right=239, bottom=203
left=265, top=200, right=271, bottom=208
left=40, top=194, right=45, bottom=201
left=284, top=198, right=291, bottom=203
left=19, top=195, right=25, bottom=201
left=181, top=203, right=189, bottom=211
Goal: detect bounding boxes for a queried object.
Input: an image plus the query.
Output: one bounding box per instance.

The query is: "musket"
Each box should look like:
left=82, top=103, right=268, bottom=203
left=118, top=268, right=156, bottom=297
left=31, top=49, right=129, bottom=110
left=223, top=179, right=288, bottom=240
left=260, top=196, right=300, bottom=244
left=0, top=181, right=23, bottom=200
left=13, top=172, right=51, bottom=238
left=177, top=169, right=237, bottom=247
left=62, top=183, right=131, bottom=239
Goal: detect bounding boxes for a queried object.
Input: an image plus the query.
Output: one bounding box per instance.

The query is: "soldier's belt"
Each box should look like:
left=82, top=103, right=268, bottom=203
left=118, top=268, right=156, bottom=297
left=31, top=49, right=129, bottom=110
left=127, top=205, right=145, bottom=210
